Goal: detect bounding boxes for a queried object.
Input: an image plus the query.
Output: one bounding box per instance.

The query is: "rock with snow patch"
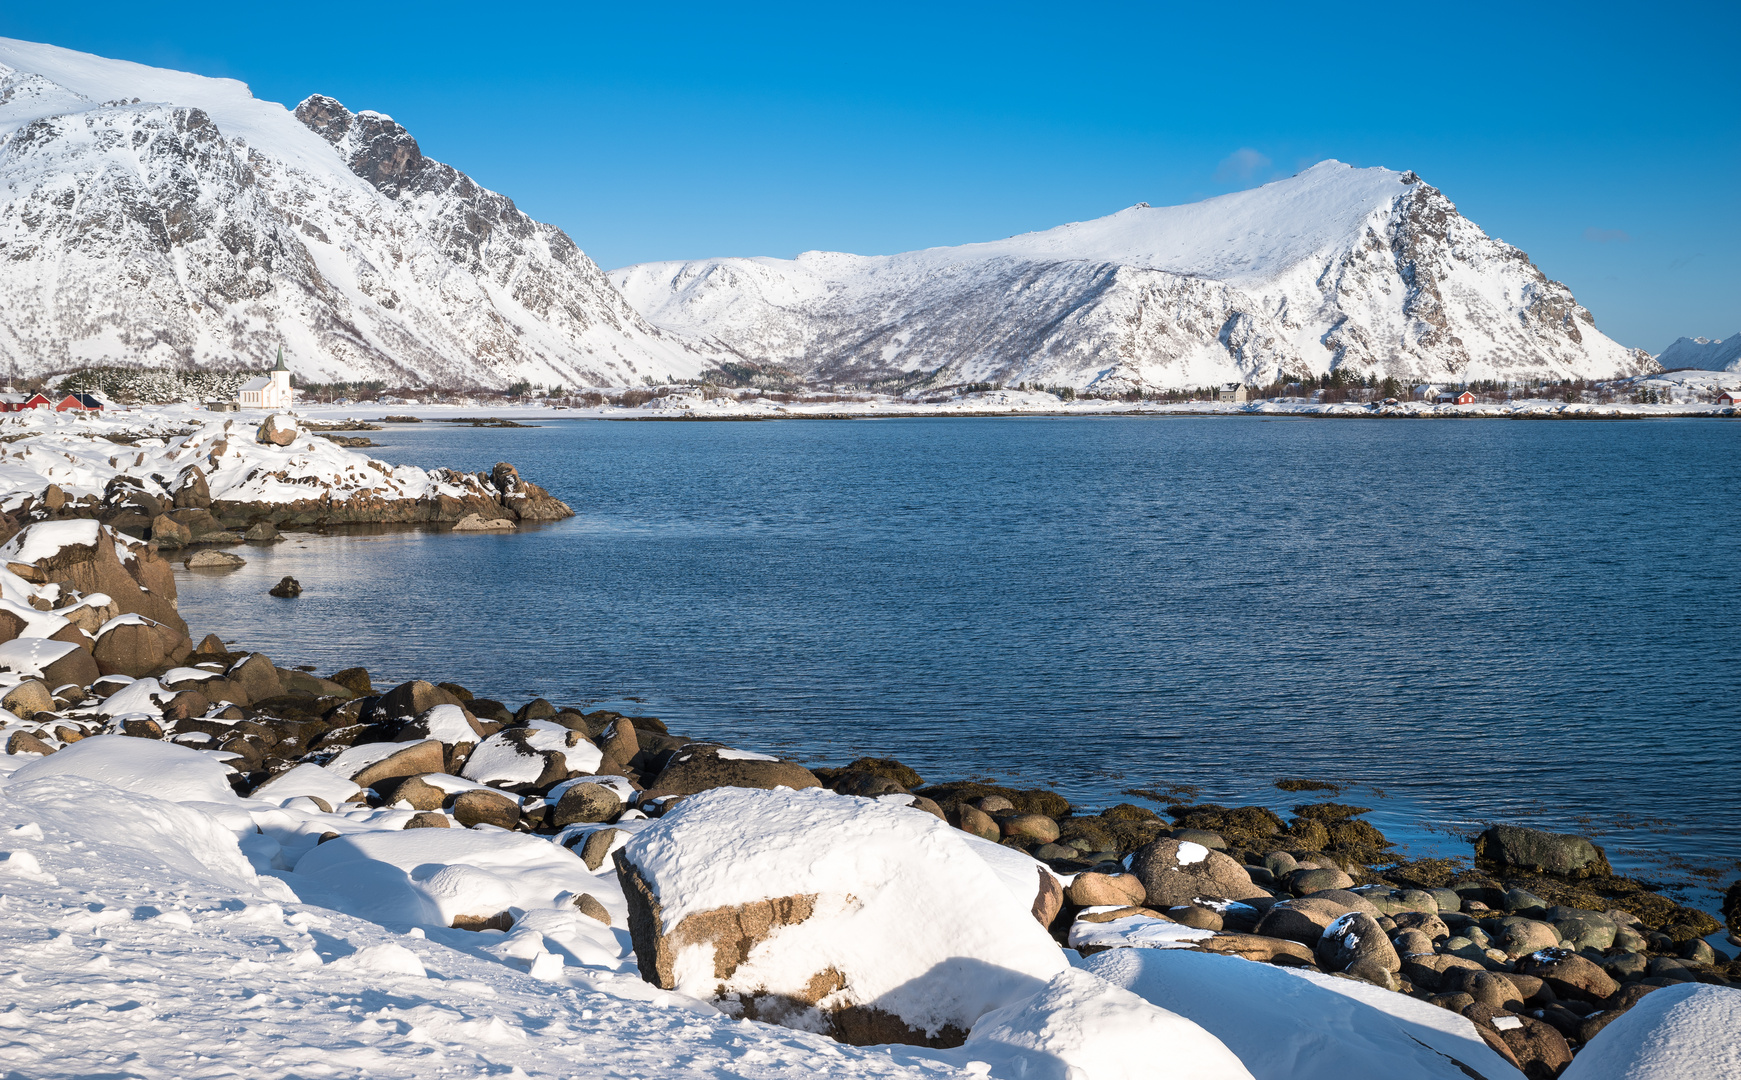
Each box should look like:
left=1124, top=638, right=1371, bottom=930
left=451, top=513, right=515, bottom=531
left=1129, top=837, right=1270, bottom=907
left=1315, top=912, right=1401, bottom=987
left=256, top=415, right=298, bottom=447
left=185, top=549, right=245, bottom=569
left=1515, top=948, right=1620, bottom=1005
left=92, top=616, right=187, bottom=678
left=2, top=679, right=55, bottom=719
left=552, top=782, right=623, bottom=826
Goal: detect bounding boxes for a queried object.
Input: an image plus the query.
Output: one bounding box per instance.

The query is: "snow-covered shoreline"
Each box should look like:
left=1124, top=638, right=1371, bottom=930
left=0, top=514, right=1735, bottom=1078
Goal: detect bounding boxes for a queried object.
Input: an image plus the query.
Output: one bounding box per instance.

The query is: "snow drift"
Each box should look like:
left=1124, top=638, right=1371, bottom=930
left=614, top=162, right=1654, bottom=391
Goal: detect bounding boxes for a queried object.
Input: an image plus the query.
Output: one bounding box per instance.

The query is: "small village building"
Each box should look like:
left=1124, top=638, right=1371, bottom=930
left=1217, top=383, right=1249, bottom=402
left=1413, top=383, right=1439, bottom=400
left=1, top=392, right=52, bottom=411
left=238, top=349, right=296, bottom=410
left=54, top=393, right=104, bottom=412
left=1718, top=390, right=1739, bottom=406
left=1435, top=390, right=1476, bottom=405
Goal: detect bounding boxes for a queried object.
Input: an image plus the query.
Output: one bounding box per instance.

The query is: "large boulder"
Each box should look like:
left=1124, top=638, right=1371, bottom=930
left=1475, top=824, right=1611, bottom=879
left=257, top=414, right=297, bottom=446
left=0, top=522, right=189, bottom=640
left=1128, top=838, right=1271, bottom=907
left=1315, top=912, right=1401, bottom=987
left=613, top=786, right=1067, bottom=1047
left=641, top=744, right=822, bottom=800
left=92, top=617, right=189, bottom=678
left=1514, top=948, right=1619, bottom=1005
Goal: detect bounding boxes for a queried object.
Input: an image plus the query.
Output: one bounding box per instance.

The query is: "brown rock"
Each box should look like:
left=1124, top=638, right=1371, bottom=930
left=452, top=789, right=521, bottom=830
left=379, top=774, right=449, bottom=811
left=41, top=643, right=100, bottom=691
left=328, top=667, right=373, bottom=696
left=257, top=415, right=298, bottom=447
left=2, top=680, right=55, bottom=719
left=553, top=783, right=623, bottom=827
left=1066, top=871, right=1147, bottom=908
left=1192, top=933, right=1318, bottom=967
left=5, top=730, right=55, bottom=756
left=950, top=802, right=1001, bottom=842
left=1000, top=813, right=1061, bottom=844
left=451, top=911, right=514, bottom=932
left=348, top=740, right=446, bottom=787
left=642, top=745, right=821, bottom=800
left=1032, top=867, right=1063, bottom=928
left=1316, top=912, right=1401, bottom=975
left=573, top=892, right=611, bottom=926
left=149, top=514, right=192, bottom=548
left=579, top=828, right=620, bottom=871
left=596, top=716, right=638, bottom=765
left=374, top=679, right=461, bottom=722
left=92, top=619, right=185, bottom=678
left=404, top=811, right=450, bottom=829
left=1462, top=1004, right=1572, bottom=1080
left=1130, top=838, right=1270, bottom=907
left=1515, top=948, right=1620, bottom=1004
left=226, top=653, right=284, bottom=705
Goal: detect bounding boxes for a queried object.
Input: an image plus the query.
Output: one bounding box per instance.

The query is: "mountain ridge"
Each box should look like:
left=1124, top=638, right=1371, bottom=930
left=0, top=37, right=715, bottom=388
left=613, top=162, right=1656, bottom=391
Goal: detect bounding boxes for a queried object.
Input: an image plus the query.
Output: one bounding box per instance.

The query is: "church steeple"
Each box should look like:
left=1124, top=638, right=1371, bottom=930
left=273, top=346, right=288, bottom=373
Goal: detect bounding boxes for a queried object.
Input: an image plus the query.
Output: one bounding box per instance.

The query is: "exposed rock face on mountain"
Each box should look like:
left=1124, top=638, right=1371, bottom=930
left=613, top=163, right=1656, bottom=391
left=0, top=38, right=711, bottom=387
left=1655, top=333, right=1741, bottom=372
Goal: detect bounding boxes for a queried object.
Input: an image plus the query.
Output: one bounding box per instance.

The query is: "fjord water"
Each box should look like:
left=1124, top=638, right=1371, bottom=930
left=178, top=417, right=1741, bottom=883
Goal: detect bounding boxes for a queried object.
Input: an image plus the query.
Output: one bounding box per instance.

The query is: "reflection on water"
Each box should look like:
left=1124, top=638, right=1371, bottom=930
left=176, top=416, right=1741, bottom=894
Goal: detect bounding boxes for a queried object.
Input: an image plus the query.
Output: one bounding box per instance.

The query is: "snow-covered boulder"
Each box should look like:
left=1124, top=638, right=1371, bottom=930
left=1128, top=837, right=1271, bottom=906
left=613, top=786, right=1068, bottom=1045
left=957, top=966, right=1254, bottom=1080
left=1561, top=983, right=1741, bottom=1080
left=9, top=734, right=238, bottom=804
left=1082, top=947, right=1526, bottom=1080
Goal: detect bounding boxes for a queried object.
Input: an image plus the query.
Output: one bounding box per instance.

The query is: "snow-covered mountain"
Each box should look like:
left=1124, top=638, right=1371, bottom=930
left=1655, top=334, right=1741, bottom=372
left=613, top=163, right=1655, bottom=391
left=0, top=39, right=714, bottom=388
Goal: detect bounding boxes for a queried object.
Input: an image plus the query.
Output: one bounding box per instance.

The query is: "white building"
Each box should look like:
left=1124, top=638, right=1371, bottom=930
left=238, top=349, right=295, bottom=410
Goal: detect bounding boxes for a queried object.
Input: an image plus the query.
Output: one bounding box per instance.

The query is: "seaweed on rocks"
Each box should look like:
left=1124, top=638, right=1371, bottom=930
left=914, top=781, right=1069, bottom=819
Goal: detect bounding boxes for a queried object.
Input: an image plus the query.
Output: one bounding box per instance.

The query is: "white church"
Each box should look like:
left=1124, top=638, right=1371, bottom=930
left=237, top=348, right=296, bottom=410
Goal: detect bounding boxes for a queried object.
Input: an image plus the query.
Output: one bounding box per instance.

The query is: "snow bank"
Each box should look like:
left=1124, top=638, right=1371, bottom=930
left=1081, top=947, right=1525, bottom=1080
left=957, top=966, right=1254, bottom=1080
left=618, top=786, right=1067, bottom=1040
left=1561, top=983, right=1741, bottom=1080
left=8, top=733, right=238, bottom=803
left=291, top=826, right=600, bottom=928
left=0, top=517, right=99, bottom=563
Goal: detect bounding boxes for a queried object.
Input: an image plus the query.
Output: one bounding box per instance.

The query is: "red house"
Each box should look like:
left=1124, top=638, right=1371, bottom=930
left=0, top=393, right=50, bottom=412
left=1434, top=390, right=1476, bottom=405
left=54, top=393, right=104, bottom=412
left=1719, top=390, right=1739, bottom=406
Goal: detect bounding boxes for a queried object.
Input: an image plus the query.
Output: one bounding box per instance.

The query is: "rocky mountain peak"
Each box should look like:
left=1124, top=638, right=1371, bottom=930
left=294, top=95, right=425, bottom=198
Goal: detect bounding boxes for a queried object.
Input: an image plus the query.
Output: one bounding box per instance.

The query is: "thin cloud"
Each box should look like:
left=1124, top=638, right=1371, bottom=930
left=1214, top=148, right=1271, bottom=185
left=1584, top=227, right=1631, bottom=243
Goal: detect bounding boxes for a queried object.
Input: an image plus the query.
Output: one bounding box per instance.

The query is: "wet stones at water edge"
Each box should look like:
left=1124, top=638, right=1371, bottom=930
left=269, top=576, right=301, bottom=598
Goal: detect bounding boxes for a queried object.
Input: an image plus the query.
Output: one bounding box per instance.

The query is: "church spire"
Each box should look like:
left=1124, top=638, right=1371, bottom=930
left=273, top=346, right=288, bottom=372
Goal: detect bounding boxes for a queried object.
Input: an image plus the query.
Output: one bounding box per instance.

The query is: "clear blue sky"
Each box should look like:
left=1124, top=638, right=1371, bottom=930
left=2, top=1, right=1735, bottom=352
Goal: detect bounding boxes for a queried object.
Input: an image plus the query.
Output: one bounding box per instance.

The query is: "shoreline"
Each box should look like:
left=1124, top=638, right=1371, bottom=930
left=0, top=517, right=1736, bottom=1073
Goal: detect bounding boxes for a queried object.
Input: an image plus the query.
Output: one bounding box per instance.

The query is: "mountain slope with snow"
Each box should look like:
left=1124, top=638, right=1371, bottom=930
left=0, top=38, right=715, bottom=388
left=613, top=163, right=1655, bottom=390
left=1656, top=333, right=1741, bottom=372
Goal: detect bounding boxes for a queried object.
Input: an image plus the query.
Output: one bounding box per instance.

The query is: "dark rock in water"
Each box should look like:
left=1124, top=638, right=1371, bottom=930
left=268, top=576, right=301, bottom=598
left=1724, top=880, right=1741, bottom=938
left=1475, top=823, right=1611, bottom=879
left=244, top=522, right=280, bottom=542
left=642, top=745, right=821, bottom=799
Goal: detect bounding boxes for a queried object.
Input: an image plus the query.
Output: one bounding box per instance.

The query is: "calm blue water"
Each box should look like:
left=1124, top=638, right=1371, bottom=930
left=176, top=417, right=1741, bottom=893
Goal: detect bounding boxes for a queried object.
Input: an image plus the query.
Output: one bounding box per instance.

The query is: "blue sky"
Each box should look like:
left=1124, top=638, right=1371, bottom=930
left=2, top=1, right=1735, bottom=352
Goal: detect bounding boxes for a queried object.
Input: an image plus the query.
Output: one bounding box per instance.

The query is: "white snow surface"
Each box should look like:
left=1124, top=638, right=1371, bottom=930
left=614, top=162, right=1653, bottom=390
left=619, top=786, right=1069, bottom=1038
left=8, top=734, right=237, bottom=803
left=0, top=774, right=972, bottom=1080
left=1560, top=983, right=1741, bottom=1080
left=0, top=37, right=718, bottom=388
left=1067, top=910, right=1215, bottom=951
left=1081, top=947, right=1525, bottom=1080
left=959, top=966, right=1255, bottom=1080
left=0, top=519, right=100, bottom=564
